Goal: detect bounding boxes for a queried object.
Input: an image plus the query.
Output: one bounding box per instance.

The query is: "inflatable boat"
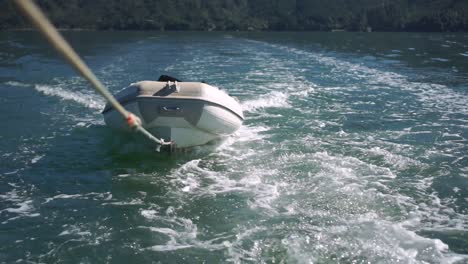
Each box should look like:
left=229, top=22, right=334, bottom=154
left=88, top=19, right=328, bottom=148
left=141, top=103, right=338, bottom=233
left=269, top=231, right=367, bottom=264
left=102, top=76, right=244, bottom=148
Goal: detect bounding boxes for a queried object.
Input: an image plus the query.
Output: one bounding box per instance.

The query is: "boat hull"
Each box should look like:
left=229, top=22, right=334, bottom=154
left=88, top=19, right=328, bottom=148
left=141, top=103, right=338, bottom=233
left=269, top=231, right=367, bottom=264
left=103, top=81, right=243, bottom=148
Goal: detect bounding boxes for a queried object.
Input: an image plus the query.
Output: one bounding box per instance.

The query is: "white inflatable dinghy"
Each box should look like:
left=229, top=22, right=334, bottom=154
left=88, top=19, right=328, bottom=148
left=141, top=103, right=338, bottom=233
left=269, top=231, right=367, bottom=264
left=102, top=76, right=244, bottom=148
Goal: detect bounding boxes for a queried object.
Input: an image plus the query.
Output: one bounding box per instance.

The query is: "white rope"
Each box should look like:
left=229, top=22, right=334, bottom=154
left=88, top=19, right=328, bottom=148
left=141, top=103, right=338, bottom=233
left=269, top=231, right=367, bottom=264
left=14, top=0, right=171, bottom=149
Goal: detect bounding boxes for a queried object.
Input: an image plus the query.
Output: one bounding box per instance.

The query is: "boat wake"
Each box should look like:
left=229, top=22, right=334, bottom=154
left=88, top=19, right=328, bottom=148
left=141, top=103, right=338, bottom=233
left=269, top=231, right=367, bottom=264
left=2, top=34, right=467, bottom=263
left=34, top=83, right=104, bottom=111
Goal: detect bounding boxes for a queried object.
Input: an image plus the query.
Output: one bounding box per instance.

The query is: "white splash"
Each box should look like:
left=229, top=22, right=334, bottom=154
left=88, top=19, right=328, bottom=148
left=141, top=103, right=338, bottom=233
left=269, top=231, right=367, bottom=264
left=241, top=91, right=290, bottom=112
left=34, top=84, right=105, bottom=110
left=0, top=190, right=39, bottom=224
left=4, top=81, right=31, bottom=87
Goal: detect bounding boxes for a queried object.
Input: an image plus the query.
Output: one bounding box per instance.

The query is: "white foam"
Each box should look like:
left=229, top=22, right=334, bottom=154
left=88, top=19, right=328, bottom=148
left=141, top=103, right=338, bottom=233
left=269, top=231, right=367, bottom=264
left=241, top=91, right=290, bottom=112
left=431, top=57, right=450, bottom=62
left=255, top=41, right=468, bottom=117
left=138, top=209, right=229, bottom=252
left=148, top=244, right=193, bottom=251
left=0, top=192, right=39, bottom=224
left=44, top=192, right=112, bottom=203
left=115, top=37, right=468, bottom=263
left=258, top=145, right=467, bottom=257
left=104, top=198, right=143, bottom=206
left=34, top=84, right=105, bottom=110
left=168, top=159, right=238, bottom=196
left=366, top=146, right=423, bottom=170
left=0, top=189, right=21, bottom=202
left=58, top=225, right=92, bottom=237
left=140, top=209, right=159, bottom=220
left=220, top=125, right=269, bottom=148
left=31, top=155, right=44, bottom=164
left=3, top=200, right=34, bottom=214
left=407, top=82, right=468, bottom=114
left=4, top=81, right=30, bottom=87
left=44, top=194, right=83, bottom=203
left=2, top=169, right=19, bottom=175
left=385, top=53, right=401, bottom=58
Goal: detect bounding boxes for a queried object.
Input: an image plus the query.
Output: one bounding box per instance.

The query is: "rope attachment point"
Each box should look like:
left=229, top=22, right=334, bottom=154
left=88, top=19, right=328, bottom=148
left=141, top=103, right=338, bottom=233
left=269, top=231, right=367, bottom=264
left=126, top=113, right=141, bottom=128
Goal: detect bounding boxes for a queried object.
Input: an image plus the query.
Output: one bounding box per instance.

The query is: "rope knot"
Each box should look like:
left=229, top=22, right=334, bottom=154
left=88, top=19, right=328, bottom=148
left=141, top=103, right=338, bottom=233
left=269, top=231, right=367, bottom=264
left=126, top=113, right=140, bottom=128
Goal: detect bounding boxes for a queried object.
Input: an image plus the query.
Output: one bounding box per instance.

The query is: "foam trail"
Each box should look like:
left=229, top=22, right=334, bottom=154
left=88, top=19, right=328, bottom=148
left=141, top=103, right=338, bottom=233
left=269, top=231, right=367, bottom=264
left=259, top=41, right=468, bottom=115
left=241, top=91, right=290, bottom=112
left=4, top=81, right=31, bottom=87
left=35, top=84, right=105, bottom=110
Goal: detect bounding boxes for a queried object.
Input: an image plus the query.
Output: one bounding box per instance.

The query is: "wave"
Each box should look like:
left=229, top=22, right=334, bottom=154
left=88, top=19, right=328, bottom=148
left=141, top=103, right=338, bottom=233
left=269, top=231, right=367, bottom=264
left=430, top=57, right=450, bottom=62
left=140, top=207, right=227, bottom=252
left=4, top=81, right=31, bottom=88
left=0, top=189, right=40, bottom=224
left=241, top=91, right=290, bottom=112
left=220, top=148, right=467, bottom=262
left=34, top=84, right=105, bottom=110
left=258, top=41, right=468, bottom=117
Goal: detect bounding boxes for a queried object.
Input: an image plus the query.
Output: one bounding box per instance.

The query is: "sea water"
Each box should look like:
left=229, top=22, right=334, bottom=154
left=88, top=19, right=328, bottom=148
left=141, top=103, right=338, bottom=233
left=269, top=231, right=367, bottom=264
left=0, top=31, right=467, bottom=263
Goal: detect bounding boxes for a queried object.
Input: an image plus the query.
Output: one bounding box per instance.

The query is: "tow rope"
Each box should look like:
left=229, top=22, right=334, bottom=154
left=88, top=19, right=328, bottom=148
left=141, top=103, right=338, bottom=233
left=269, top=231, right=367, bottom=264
left=14, top=0, right=172, bottom=150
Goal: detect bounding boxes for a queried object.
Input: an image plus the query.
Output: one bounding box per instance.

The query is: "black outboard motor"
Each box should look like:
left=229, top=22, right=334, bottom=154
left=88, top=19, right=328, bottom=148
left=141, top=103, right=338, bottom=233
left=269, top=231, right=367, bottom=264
left=158, top=75, right=181, bottom=82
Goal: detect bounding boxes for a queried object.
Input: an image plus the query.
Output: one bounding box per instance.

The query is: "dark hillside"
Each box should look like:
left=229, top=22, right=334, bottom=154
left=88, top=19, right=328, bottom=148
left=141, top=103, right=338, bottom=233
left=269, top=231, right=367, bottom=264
left=1, top=0, right=468, bottom=31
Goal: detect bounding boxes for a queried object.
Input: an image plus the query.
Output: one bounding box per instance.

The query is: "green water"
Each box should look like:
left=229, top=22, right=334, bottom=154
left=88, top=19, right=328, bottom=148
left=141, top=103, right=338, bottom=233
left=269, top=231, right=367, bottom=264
left=0, top=31, right=467, bottom=263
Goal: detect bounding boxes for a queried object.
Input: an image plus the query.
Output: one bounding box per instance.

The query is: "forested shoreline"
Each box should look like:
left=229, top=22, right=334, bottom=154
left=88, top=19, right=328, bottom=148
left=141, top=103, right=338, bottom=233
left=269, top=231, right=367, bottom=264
left=2, top=0, right=468, bottom=32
